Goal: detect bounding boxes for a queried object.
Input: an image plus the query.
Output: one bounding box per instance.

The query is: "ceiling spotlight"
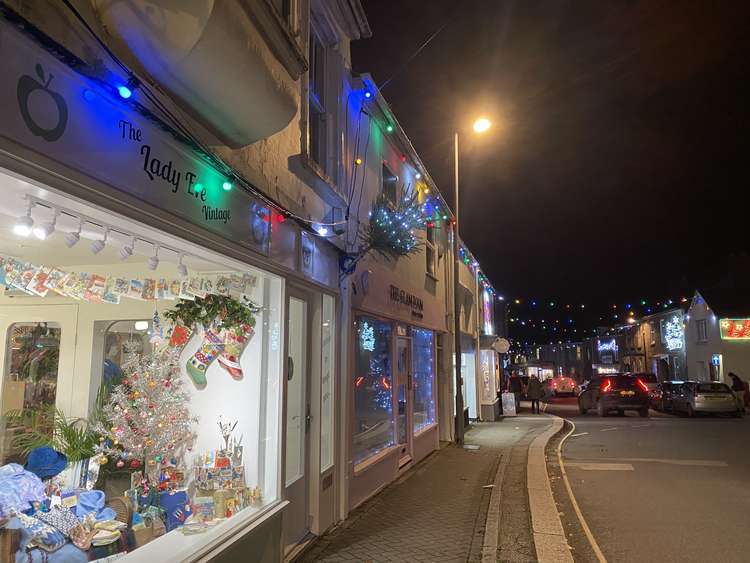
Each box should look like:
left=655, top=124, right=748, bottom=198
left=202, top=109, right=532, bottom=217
left=33, top=209, right=59, bottom=240
left=177, top=253, right=188, bottom=277
left=65, top=217, right=83, bottom=248
left=120, top=236, right=135, bottom=260
left=91, top=228, right=109, bottom=254
left=13, top=200, right=34, bottom=237
left=147, top=244, right=160, bottom=270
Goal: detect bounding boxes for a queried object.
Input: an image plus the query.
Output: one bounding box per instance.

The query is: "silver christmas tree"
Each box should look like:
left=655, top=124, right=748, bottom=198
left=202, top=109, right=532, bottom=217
left=94, top=345, right=197, bottom=472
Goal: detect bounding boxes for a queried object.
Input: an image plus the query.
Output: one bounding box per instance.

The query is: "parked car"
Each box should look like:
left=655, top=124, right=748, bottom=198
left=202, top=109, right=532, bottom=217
left=578, top=374, right=649, bottom=417
left=548, top=376, right=577, bottom=396
left=671, top=381, right=743, bottom=417
left=650, top=381, right=684, bottom=412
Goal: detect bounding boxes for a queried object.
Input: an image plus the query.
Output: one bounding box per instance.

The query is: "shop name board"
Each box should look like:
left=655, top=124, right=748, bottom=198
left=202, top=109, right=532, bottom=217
left=0, top=21, right=269, bottom=254
left=389, top=284, right=424, bottom=319
left=720, top=319, right=750, bottom=340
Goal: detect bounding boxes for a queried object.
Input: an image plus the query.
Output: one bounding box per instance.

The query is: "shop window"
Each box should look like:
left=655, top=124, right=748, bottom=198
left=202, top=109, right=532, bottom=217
left=320, top=294, right=335, bottom=472
left=1, top=322, right=61, bottom=464
left=412, top=329, right=435, bottom=432
left=382, top=164, right=398, bottom=206
left=308, top=29, right=327, bottom=172
left=353, top=317, right=394, bottom=465
left=425, top=225, right=437, bottom=277
left=0, top=188, right=283, bottom=558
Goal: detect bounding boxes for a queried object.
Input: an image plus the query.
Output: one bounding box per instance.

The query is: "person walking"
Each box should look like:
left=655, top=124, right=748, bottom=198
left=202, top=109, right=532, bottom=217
left=729, top=372, right=746, bottom=412
left=509, top=374, right=523, bottom=410
left=527, top=375, right=543, bottom=414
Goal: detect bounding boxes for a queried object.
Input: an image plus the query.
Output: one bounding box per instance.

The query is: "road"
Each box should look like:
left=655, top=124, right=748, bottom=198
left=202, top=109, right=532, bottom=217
left=544, top=396, right=750, bottom=563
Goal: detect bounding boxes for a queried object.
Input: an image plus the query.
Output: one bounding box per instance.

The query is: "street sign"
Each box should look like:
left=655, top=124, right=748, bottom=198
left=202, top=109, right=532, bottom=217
left=493, top=338, right=510, bottom=354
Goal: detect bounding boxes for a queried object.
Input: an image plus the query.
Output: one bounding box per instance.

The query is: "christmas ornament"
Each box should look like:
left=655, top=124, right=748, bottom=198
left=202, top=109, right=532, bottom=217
left=116, top=460, right=125, bottom=469
left=217, top=324, right=254, bottom=380
left=165, top=294, right=259, bottom=335
left=169, top=324, right=192, bottom=348
left=98, top=456, right=108, bottom=465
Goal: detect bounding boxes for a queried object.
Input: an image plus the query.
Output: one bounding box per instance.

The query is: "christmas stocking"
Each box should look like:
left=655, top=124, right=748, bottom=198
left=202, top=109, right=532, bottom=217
left=186, top=327, right=224, bottom=387
left=217, top=324, right=254, bottom=380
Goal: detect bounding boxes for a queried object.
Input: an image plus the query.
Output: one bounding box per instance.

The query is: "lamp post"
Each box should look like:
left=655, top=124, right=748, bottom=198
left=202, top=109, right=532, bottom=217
left=452, top=117, right=491, bottom=445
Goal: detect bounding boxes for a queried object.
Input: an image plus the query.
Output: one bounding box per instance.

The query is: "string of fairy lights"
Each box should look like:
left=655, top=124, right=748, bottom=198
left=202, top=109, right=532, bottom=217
left=504, top=294, right=692, bottom=354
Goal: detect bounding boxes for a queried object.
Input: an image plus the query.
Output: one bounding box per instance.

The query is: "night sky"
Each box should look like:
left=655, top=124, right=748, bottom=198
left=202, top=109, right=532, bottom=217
left=352, top=1, right=750, bottom=342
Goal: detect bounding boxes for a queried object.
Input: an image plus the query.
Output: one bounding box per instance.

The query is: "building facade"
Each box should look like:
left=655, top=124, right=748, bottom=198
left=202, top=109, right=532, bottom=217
left=685, top=290, right=750, bottom=383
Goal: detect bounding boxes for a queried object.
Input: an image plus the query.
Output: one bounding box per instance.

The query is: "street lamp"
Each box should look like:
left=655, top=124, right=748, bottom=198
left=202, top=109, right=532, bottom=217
left=453, top=117, right=491, bottom=445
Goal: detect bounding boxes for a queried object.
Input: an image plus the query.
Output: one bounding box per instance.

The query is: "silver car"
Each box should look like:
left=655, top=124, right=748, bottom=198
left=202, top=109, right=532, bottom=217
left=672, top=381, right=743, bottom=417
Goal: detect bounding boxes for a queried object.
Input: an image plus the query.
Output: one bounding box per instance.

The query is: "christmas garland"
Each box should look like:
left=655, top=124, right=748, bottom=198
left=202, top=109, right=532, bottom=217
left=165, top=294, right=260, bottom=336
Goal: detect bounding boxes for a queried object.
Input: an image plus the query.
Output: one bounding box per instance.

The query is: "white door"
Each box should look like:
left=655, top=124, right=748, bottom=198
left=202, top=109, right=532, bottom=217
left=284, top=293, right=310, bottom=550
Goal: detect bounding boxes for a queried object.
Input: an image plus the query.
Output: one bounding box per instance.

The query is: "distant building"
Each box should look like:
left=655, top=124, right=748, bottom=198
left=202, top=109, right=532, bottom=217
left=685, top=290, right=750, bottom=383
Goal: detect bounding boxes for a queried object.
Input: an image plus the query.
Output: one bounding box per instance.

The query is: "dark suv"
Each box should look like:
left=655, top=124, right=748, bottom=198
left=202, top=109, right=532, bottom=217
left=578, top=375, right=649, bottom=417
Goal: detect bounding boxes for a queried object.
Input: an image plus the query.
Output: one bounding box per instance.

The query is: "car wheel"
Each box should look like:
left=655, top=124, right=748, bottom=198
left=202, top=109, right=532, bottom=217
left=734, top=409, right=743, bottom=418
left=660, top=399, right=667, bottom=412
left=686, top=404, right=694, bottom=418
left=597, top=401, right=607, bottom=417
left=617, top=409, right=624, bottom=417
left=639, top=407, right=649, bottom=418
left=578, top=401, right=587, bottom=415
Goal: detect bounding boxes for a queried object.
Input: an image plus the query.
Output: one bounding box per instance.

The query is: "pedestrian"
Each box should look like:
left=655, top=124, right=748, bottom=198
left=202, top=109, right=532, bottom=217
left=509, top=374, right=523, bottom=410
left=527, top=375, right=543, bottom=414
left=729, top=372, right=746, bottom=412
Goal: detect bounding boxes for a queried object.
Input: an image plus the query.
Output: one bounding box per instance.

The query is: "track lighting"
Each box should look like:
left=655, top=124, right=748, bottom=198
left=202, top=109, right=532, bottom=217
left=13, top=200, right=34, bottom=237
left=91, top=228, right=109, bottom=254
left=147, top=244, right=159, bottom=270
left=177, top=253, right=188, bottom=277
left=33, top=209, right=59, bottom=240
left=65, top=217, right=83, bottom=248
left=120, top=236, right=135, bottom=260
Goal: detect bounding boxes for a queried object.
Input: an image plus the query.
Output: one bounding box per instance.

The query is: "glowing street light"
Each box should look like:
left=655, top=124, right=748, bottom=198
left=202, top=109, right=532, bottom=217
left=473, top=117, right=492, bottom=134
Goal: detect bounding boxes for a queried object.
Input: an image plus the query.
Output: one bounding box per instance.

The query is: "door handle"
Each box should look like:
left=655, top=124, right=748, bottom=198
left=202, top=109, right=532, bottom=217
left=287, top=356, right=294, bottom=381
left=305, top=405, right=312, bottom=431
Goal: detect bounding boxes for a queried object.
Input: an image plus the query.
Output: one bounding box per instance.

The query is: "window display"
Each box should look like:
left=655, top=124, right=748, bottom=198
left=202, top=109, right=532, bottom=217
left=0, top=183, right=283, bottom=560
left=353, top=317, right=394, bottom=466
left=411, top=328, right=435, bottom=433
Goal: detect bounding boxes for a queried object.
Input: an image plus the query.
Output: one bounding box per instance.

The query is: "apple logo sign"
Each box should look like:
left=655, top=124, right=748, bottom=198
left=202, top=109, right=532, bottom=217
left=17, top=63, right=68, bottom=142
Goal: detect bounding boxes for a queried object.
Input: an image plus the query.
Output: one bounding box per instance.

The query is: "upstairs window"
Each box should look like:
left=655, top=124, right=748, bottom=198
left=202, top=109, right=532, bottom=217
left=696, top=319, right=708, bottom=342
left=308, top=29, right=327, bottom=172
left=382, top=164, right=398, bottom=206
left=425, top=224, right=437, bottom=277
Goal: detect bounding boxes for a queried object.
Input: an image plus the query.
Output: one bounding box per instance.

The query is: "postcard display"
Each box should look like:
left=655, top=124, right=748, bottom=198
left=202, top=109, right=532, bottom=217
left=0, top=248, right=279, bottom=556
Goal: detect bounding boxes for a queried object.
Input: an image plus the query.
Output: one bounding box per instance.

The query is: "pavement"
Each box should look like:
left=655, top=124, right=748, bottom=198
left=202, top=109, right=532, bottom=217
left=545, top=396, right=750, bottom=563
left=298, top=414, right=555, bottom=562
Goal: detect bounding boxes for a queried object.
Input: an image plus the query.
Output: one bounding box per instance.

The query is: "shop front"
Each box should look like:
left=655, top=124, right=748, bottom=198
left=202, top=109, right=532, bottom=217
left=0, top=15, right=339, bottom=562
left=348, top=267, right=444, bottom=510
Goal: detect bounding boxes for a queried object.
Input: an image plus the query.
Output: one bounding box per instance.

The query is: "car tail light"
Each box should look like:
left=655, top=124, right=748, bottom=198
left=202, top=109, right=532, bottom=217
left=601, top=379, right=611, bottom=393
left=636, top=378, right=649, bottom=392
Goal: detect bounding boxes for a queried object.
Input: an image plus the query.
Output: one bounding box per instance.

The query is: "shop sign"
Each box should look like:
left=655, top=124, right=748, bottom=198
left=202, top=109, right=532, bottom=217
left=711, top=354, right=721, bottom=366
left=720, top=319, right=750, bottom=340
left=0, top=21, right=270, bottom=254
left=389, top=284, right=424, bottom=320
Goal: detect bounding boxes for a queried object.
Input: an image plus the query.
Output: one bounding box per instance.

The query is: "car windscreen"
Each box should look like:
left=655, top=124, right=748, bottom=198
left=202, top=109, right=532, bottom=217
left=695, top=383, right=732, bottom=394
left=640, top=374, right=657, bottom=383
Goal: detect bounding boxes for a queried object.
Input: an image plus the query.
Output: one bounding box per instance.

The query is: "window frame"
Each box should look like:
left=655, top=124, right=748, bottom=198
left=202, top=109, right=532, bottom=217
left=381, top=163, right=399, bottom=207
left=696, top=319, right=708, bottom=343
left=425, top=224, right=437, bottom=278
left=307, top=27, right=328, bottom=174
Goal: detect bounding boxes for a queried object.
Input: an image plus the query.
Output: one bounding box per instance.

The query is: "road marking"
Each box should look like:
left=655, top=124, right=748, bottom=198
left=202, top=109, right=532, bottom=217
left=600, top=427, right=618, bottom=432
left=631, top=423, right=649, bottom=428
left=607, top=457, right=728, bottom=467
left=570, top=432, right=589, bottom=437
left=565, top=462, right=634, bottom=471
left=558, top=420, right=608, bottom=563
